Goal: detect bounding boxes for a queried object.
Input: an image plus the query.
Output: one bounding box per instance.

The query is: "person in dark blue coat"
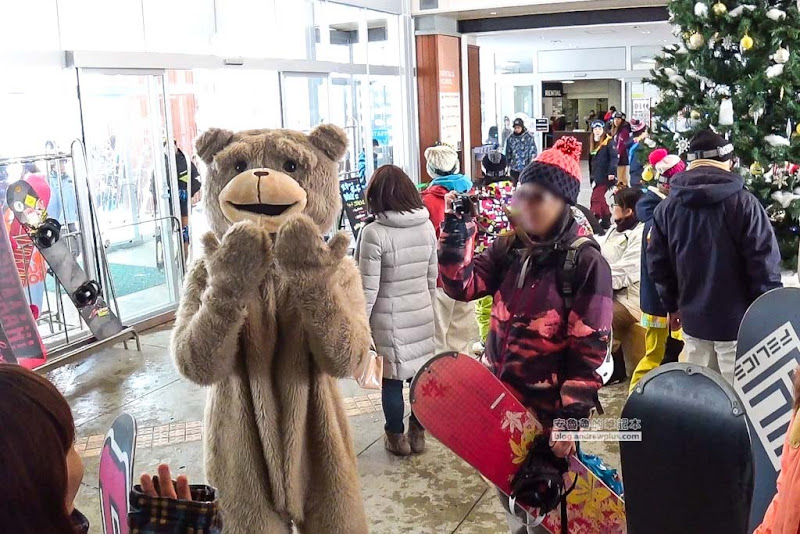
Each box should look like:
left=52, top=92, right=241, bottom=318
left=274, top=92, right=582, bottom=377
left=647, top=130, right=782, bottom=383
left=589, top=120, right=618, bottom=229
left=625, top=119, right=648, bottom=189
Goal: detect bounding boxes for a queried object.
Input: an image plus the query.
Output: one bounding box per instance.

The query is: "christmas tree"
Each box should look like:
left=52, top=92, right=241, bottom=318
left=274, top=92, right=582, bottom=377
left=648, top=0, right=800, bottom=267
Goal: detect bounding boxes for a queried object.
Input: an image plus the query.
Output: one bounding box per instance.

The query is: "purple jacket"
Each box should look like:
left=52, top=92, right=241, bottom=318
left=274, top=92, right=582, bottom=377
left=648, top=165, right=782, bottom=341
left=438, top=213, right=613, bottom=426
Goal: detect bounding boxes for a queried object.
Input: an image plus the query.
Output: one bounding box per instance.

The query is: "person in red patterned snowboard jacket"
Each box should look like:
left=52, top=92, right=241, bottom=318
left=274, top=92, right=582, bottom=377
left=438, top=137, right=613, bottom=440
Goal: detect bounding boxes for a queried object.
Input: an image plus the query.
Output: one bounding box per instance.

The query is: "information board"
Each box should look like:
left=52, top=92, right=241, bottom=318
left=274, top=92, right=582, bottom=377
left=339, top=177, right=369, bottom=238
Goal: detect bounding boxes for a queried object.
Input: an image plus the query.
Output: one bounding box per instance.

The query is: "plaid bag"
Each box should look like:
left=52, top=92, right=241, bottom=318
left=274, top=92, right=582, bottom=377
left=128, top=480, right=222, bottom=533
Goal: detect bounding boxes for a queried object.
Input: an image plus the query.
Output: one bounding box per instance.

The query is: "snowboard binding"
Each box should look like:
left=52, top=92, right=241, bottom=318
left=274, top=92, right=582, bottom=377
left=74, top=280, right=101, bottom=308
left=33, top=218, right=61, bottom=249
left=509, top=435, right=576, bottom=529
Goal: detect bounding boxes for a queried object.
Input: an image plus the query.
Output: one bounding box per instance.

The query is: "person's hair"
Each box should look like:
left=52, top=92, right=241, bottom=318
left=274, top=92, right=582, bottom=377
left=365, top=165, right=423, bottom=215
left=0, top=364, right=76, bottom=533
left=372, top=139, right=379, bottom=147
left=794, top=365, right=800, bottom=410
left=614, top=187, right=644, bottom=214
left=610, top=106, right=617, bottom=112
left=589, top=131, right=609, bottom=152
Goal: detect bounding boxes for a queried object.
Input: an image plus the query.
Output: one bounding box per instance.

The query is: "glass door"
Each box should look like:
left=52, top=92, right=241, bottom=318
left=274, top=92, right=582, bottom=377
left=76, top=70, right=183, bottom=324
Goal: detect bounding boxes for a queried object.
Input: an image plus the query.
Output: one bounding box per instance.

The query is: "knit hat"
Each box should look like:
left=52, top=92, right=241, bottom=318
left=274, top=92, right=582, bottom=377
left=630, top=119, right=647, bottom=136
left=482, top=150, right=508, bottom=178
left=613, top=111, right=626, bottom=119
left=590, top=120, right=606, bottom=130
left=424, top=144, right=460, bottom=179
left=649, top=148, right=686, bottom=190
left=518, top=137, right=582, bottom=205
left=513, top=118, right=525, bottom=129
left=687, top=129, right=734, bottom=162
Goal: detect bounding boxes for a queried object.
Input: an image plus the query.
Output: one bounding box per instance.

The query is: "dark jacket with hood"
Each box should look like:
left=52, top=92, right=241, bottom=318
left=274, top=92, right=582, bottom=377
left=589, top=135, right=618, bottom=187
left=438, top=211, right=612, bottom=426
left=636, top=187, right=668, bottom=318
left=648, top=164, right=782, bottom=341
left=626, top=139, right=645, bottom=187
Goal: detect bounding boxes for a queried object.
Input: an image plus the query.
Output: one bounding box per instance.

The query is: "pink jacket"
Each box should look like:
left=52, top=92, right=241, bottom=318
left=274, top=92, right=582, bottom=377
left=757, top=409, right=800, bottom=534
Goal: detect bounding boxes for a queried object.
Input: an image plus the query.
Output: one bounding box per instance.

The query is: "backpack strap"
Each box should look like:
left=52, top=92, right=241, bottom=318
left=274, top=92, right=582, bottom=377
left=559, top=236, right=594, bottom=314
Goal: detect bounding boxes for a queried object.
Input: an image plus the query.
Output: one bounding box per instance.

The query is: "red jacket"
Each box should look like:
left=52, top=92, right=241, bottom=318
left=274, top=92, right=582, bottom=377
left=422, top=185, right=452, bottom=288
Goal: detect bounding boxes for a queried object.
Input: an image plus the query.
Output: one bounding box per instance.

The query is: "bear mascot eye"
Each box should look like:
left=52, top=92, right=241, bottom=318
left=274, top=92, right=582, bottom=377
left=235, top=160, right=248, bottom=173
left=283, top=160, right=297, bottom=173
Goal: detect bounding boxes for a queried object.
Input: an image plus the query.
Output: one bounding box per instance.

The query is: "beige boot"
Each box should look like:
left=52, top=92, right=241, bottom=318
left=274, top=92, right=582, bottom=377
left=384, top=432, right=411, bottom=456
left=408, top=419, right=426, bottom=454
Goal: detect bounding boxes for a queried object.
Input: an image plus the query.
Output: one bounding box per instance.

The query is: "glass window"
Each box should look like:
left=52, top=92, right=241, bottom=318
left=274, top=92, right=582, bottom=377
left=212, top=0, right=279, bottom=57
left=58, top=0, right=146, bottom=51
left=191, top=69, right=282, bottom=132
left=0, top=0, right=61, bottom=51
left=313, top=2, right=361, bottom=63
left=495, top=55, right=533, bottom=74
left=0, top=67, right=81, bottom=158
left=142, top=0, right=215, bottom=54
left=365, top=13, right=399, bottom=67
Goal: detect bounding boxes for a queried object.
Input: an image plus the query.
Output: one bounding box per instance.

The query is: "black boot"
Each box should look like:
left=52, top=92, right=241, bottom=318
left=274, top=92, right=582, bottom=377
left=601, top=215, right=611, bottom=230
left=607, top=348, right=627, bottom=386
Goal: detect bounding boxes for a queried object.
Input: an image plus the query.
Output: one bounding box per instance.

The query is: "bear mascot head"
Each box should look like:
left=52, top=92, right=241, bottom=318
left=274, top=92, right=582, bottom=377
left=195, top=124, right=348, bottom=237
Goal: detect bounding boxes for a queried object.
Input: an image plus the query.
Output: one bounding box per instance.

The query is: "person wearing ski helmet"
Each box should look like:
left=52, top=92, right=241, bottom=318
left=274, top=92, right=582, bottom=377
left=438, top=137, right=612, bottom=532
left=628, top=148, right=686, bottom=393
left=421, top=143, right=477, bottom=355
left=648, top=129, right=782, bottom=383
left=611, top=111, right=631, bottom=187
left=505, top=118, right=539, bottom=183
left=589, top=120, right=618, bottom=229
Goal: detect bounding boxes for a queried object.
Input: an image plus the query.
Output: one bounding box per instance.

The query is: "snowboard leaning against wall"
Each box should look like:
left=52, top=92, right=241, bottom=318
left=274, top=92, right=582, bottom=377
left=171, top=125, right=371, bottom=534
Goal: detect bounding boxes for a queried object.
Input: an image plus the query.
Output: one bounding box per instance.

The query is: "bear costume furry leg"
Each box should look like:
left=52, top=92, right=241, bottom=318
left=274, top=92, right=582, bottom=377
left=171, top=125, right=370, bottom=533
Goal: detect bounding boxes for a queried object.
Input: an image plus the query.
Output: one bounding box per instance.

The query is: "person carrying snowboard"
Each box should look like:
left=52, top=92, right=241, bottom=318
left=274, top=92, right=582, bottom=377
left=588, top=120, right=618, bottom=230
left=471, top=151, right=516, bottom=356
left=648, top=129, right=782, bottom=383
left=628, top=148, right=686, bottom=393
left=439, top=137, right=613, bottom=533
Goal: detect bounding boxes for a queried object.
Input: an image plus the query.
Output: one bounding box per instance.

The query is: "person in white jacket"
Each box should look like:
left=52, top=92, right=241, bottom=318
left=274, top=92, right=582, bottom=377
left=601, top=187, right=645, bottom=385
left=356, top=165, right=437, bottom=457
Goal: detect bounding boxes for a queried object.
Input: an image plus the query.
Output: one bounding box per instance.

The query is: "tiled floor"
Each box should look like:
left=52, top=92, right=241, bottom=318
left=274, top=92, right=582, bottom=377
left=54, top=323, right=628, bottom=533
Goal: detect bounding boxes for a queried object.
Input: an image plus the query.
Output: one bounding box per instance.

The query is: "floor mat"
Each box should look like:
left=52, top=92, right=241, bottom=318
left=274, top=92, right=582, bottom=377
left=46, top=263, right=165, bottom=298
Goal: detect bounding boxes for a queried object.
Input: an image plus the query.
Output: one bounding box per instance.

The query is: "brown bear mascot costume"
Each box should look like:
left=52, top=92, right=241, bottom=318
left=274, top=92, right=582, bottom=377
left=171, top=125, right=370, bottom=533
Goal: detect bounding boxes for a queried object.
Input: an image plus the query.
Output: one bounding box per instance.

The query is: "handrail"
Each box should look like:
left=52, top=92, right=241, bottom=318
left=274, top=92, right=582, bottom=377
left=102, top=215, right=181, bottom=234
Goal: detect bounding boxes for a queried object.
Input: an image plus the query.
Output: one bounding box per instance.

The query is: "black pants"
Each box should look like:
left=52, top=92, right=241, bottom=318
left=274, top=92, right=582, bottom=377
left=510, top=169, right=521, bottom=185
left=382, top=378, right=419, bottom=434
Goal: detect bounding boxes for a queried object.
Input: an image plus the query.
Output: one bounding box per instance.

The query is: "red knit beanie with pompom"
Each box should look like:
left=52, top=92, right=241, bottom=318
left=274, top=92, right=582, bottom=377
left=518, top=136, right=582, bottom=205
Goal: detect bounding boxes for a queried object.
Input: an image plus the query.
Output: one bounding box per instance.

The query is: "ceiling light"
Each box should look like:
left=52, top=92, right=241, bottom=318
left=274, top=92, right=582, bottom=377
left=551, top=39, right=562, bottom=43
left=639, top=58, right=657, bottom=64
left=584, top=28, right=615, bottom=35
left=490, top=11, right=497, bottom=15
left=640, top=30, right=652, bottom=34
left=561, top=80, right=575, bottom=84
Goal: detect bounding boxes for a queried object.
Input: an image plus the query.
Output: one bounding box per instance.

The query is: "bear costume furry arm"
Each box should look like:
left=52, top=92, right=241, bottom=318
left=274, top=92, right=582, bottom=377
left=172, top=223, right=272, bottom=385
left=275, top=215, right=371, bottom=378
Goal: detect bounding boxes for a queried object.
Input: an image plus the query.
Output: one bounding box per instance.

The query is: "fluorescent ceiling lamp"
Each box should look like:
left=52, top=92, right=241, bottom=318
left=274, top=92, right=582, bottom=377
left=584, top=28, right=616, bottom=35
left=639, top=58, right=657, bottom=64
left=561, top=80, right=575, bottom=84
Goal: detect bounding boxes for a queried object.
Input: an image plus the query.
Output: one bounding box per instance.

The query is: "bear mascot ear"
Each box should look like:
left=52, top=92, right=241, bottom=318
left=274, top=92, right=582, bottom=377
left=308, top=124, right=348, bottom=162
left=196, top=128, right=235, bottom=165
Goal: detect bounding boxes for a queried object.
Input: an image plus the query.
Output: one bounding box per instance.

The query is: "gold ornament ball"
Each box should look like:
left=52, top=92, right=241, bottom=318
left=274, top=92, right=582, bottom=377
left=712, top=2, right=727, bottom=15
left=690, top=109, right=701, bottom=120
left=642, top=166, right=655, bottom=182
left=740, top=34, right=754, bottom=51
left=689, top=32, right=706, bottom=50
left=750, top=162, right=764, bottom=176
left=796, top=123, right=800, bottom=135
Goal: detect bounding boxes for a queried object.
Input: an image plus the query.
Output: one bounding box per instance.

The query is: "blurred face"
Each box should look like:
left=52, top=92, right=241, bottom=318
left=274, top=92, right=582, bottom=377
left=513, top=183, right=566, bottom=237
left=504, top=118, right=510, bottom=127
left=65, top=446, right=85, bottom=513
left=514, top=125, right=523, bottom=134
left=614, top=117, right=622, bottom=127
left=593, top=126, right=605, bottom=137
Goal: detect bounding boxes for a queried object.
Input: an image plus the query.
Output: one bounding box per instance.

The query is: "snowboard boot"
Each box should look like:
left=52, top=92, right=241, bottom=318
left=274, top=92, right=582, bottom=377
left=601, top=215, right=612, bottom=230
left=607, top=348, right=628, bottom=386
left=408, top=418, right=426, bottom=454
left=384, top=432, right=411, bottom=456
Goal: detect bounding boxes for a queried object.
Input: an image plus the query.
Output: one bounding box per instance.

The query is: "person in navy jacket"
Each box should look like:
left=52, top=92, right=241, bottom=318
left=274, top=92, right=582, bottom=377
left=647, top=129, right=782, bottom=383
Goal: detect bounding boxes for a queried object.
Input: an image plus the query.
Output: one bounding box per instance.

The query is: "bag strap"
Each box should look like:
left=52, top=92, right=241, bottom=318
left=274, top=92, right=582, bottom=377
left=559, top=236, right=593, bottom=314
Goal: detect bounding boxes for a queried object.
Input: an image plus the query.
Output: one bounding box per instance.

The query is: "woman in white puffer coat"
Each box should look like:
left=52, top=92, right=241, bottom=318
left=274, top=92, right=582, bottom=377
left=356, top=165, right=437, bottom=457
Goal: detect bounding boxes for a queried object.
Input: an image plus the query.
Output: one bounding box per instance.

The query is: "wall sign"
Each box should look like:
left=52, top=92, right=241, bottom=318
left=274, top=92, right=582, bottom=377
left=339, top=177, right=369, bottom=237
left=535, top=118, right=550, bottom=132
left=542, top=82, right=564, bottom=98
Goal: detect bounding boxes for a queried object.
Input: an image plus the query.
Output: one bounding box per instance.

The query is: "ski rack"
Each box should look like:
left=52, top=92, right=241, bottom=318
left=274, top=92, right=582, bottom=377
left=0, top=142, right=141, bottom=372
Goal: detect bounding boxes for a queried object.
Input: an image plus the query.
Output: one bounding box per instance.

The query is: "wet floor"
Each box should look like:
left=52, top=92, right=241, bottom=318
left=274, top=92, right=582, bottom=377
left=55, top=324, right=628, bottom=533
